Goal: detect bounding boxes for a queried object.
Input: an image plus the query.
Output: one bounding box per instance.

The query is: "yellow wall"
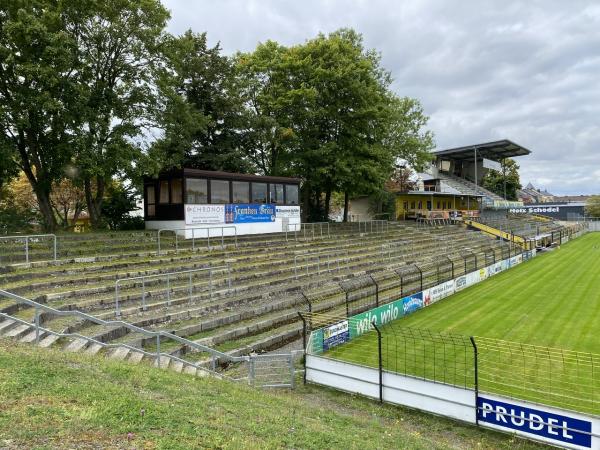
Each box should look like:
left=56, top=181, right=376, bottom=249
left=395, top=193, right=479, bottom=219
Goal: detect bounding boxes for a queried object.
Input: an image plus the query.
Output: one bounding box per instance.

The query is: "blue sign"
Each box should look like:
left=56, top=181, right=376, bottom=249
left=477, top=396, right=592, bottom=448
left=323, top=321, right=349, bottom=351
left=402, top=292, right=423, bottom=315
left=225, top=204, right=276, bottom=223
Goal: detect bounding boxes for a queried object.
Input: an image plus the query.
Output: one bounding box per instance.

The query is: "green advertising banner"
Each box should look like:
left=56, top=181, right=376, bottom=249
left=349, top=297, right=405, bottom=339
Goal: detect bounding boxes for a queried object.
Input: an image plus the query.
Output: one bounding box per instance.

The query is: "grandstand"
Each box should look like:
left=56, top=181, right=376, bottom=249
left=0, top=215, right=581, bottom=382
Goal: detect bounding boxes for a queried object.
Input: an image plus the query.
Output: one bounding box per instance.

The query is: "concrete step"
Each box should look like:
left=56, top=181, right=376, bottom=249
left=108, top=347, right=130, bottom=361
left=64, top=337, right=89, bottom=352
left=170, top=360, right=184, bottom=373
left=85, top=343, right=103, bottom=355
left=154, top=355, right=171, bottom=369
left=3, top=323, right=31, bottom=339
left=128, top=351, right=145, bottom=364
left=38, top=334, right=60, bottom=348
left=182, top=365, right=197, bottom=376
left=21, top=329, right=45, bottom=343
left=0, top=319, right=17, bottom=334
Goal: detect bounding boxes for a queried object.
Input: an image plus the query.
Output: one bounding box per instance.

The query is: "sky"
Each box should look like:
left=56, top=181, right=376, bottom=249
left=163, top=0, right=600, bottom=195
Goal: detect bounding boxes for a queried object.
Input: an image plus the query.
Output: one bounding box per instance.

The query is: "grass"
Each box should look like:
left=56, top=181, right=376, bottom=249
left=326, top=233, right=600, bottom=414
left=0, top=339, right=545, bottom=449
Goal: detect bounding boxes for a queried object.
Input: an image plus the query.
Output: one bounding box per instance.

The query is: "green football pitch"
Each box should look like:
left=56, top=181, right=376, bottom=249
left=322, top=232, right=600, bottom=413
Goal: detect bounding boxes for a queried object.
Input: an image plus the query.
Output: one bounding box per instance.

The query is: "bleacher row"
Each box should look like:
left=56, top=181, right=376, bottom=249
left=473, top=214, right=565, bottom=239
left=0, top=220, right=539, bottom=376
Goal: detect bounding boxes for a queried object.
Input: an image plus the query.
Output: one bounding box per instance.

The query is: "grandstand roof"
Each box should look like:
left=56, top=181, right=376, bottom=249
left=432, top=139, right=531, bottom=161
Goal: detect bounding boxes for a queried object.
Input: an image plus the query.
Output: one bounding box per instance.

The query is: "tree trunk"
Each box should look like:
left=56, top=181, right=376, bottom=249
left=343, top=191, right=349, bottom=222
left=85, top=177, right=105, bottom=229
left=35, top=189, right=57, bottom=232
left=324, top=186, right=331, bottom=221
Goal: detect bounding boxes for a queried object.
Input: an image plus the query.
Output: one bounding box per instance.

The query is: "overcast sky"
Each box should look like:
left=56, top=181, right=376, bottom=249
left=164, top=0, right=600, bottom=195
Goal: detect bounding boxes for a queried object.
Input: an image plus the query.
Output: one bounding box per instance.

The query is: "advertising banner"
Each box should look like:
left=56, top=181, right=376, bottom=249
left=225, top=204, right=276, bottom=223
left=478, top=395, right=594, bottom=449
left=350, top=298, right=404, bottom=338
left=424, top=280, right=455, bottom=305
left=323, top=320, right=349, bottom=351
left=403, top=292, right=424, bottom=315
left=488, top=262, right=503, bottom=276
left=185, top=204, right=225, bottom=225
left=455, top=275, right=468, bottom=292
left=275, top=205, right=301, bottom=219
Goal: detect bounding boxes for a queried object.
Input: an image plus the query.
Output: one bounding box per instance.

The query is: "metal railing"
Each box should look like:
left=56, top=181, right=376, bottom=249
left=0, top=289, right=300, bottom=388
left=0, top=234, right=57, bottom=263
left=284, top=222, right=330, bottom=241
left=355, top=220, right=389, bottom=234
left=304, top=310, right=600, bottom=416
left=157, top=226, right=237, bottom=255
left=293, top=249, right=350, bottom=280
left=114, top=264, right=232, bottom=318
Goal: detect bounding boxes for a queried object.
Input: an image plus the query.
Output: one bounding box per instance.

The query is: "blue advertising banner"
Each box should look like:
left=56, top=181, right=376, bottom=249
left=402, top=292, right=423, bottom=315
left=225, top=204, right=276, bottom=223
left=477, top=396, right=592, bottom=448
left=323, top=320, right=350, bottom=351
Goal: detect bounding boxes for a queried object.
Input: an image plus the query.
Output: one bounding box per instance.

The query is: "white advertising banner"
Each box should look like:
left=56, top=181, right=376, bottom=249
left=424, top=280, right=455, bottom=306
left=185, top=204, right=225, bottom=225
left=275, top=205, right=301, bottom=219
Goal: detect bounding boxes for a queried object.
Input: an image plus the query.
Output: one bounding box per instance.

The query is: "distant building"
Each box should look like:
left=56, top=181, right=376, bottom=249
left=517, top=183, right=554, bottom=204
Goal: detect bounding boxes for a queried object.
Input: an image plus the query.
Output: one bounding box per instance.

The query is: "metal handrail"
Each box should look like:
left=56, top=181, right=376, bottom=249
left=284, top=222, right=330, bottom=241
left=0, top=289, right=246, bottom=366
left=293, top=249, right=350, bottom=279
left=0, top=234, right=57, bottom=263
left=115, top=264, right=232, bottom=318
left=157, top=226, right=237, bottom=255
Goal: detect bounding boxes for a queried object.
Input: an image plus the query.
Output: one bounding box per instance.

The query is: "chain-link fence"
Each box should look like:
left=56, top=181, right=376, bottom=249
left=303, top=311, right=600, bottom=416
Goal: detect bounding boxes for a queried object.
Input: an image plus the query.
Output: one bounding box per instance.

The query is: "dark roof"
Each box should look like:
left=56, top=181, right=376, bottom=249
left=432, top=139, right=531, bottom=162
left=146, top=167, right=301, bottom=184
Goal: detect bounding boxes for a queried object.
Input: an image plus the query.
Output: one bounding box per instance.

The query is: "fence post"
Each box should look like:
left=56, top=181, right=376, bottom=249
left=289, top=354, right=295, bottom=389
left=156, top=335, right=161, bottom=368
left=369, top=274, right=379, bottom=307
left=166, top=273, right=171, bottom=306
left=298, top=312, right=307, bottom=385
left=25, top=236, right=29, bottom=264
left=345, top=291, right=350, bottom=317
left=53, top=235, right=57, bottom=261
left=470, top=336, right=479, bottom=425
left=115, top=282, right=121, bottom=318
left=249, top=357, right=256, bottom=386
left=416, top=265, right=423, bottom=292
left=188, top=271, right=193, bottom=306
left=372, top=320, right=383, bottom=403
left=34, top=306, right=40, bottom=344
left=142, top=277, right=146, bottom=311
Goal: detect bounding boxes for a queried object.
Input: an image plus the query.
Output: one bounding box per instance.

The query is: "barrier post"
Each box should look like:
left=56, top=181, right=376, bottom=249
left=34, top=306, right=40, bottom=344
left=470, top=336, right=479, bottom=425
left=369, top=274, right=379, bottom=307
left=25, top=237, right=29, bottom=264
left=372, top=320, right=383, bottom=403
left=156, top=335, right=161, bottom=368
left=298, top=312, right=307, bottom=385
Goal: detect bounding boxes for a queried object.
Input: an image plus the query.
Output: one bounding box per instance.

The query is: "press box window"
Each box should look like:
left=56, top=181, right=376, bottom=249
left=232, top=181, right=249, bottom=203
left=269, top=183, right=284, bottom=203
left=159, top=180, right=169, bottom=203
left=252, top=182, right=267, bottom=203
left=285, top=185, right=298, bottom=205
left=186, top=178, right=208, bottom=204
left=146, top=185, right=156, bottom=217
left=171, top=178, right=182, bottom=204
left=210, top=179, right=230, bottom=204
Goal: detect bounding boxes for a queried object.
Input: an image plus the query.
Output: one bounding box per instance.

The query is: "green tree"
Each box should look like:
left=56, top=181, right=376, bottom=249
left=236, top=29, right=433, bottom=221
left=482, top=158, right=522, bottom=201
left=101, top=183, right=139, bottom=230
left=151, top=31, right=252, bottom=174
left=0, top=0, right=83, bottom=230
left=585, top=195, right=600, bottom=218
left=72, top=0, right=170, bottom=228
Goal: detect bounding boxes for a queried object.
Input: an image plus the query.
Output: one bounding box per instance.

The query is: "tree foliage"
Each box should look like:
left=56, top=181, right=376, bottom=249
left=481, top=158, right=522, bottom=201
left=585, top=195, right=600, bottom=218
left=150, top=30, right=251, bottom=174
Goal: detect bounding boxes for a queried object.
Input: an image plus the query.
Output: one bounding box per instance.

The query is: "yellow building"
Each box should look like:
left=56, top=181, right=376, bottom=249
left=395, top=191, right=482, bottom=220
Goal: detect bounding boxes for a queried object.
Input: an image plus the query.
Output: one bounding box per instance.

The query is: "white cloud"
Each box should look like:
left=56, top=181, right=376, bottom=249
left=163, top=0, right=600, bottom=195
